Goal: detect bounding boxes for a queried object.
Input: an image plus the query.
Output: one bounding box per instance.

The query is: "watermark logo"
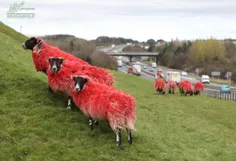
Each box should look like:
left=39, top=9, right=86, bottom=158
left=7, top=1, right=35, bottom=19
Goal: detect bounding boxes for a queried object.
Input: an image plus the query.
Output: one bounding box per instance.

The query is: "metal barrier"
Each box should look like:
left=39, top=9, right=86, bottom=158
left=203, top=90, right=236, bottom=102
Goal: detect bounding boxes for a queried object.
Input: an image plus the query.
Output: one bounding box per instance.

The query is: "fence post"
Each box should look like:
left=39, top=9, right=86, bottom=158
left=233, top=92, right=236, bottom=102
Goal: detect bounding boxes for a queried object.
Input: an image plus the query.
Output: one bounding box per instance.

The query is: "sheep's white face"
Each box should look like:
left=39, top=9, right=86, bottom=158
left=75, top=83, right=81, bottom=92
left=73, top=76, right=88, bottom=92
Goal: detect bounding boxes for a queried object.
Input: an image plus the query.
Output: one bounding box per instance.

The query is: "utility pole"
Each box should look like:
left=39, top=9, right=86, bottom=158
left=20, top=25, right=22, bottom=33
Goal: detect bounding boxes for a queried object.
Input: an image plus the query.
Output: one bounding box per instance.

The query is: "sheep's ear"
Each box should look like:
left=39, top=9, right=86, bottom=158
left=59, top=58, right=64, bottom=64
left=72, top=75, right=77, bottom=81
left=84, top=78, right=88, bottom=84
left=47, top=58, right=51, bottom=62
left=37, top=42, right=43, bottom=49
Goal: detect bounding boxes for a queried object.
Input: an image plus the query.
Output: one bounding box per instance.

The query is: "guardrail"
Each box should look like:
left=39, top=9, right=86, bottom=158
left=141, top=69, right=155, bottom=77
left=203, top=90, right=236, bottom=102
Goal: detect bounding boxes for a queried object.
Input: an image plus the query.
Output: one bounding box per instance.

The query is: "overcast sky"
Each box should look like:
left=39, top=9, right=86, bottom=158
left=0, top=0, right=236, bottom=41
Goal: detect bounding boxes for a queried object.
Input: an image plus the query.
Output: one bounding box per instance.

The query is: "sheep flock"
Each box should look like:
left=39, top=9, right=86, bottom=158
left=22, top=37, right=136, bottom=147
left=154, top=79, right=204, bottom=96
left=22, top=37, right=204, bottom=147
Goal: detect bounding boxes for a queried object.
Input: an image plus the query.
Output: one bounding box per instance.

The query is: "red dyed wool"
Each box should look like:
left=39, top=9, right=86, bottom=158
left=72, top=79, right=136, bottom=131
left=167, top=80, right=177, bottom=90
left=182, top=80, right=193, bottom=93
left=194, top=82, right=204, bottom=93
left=47, top=59, right=115, bottom=96
left=32, top=38, right=88, bottom=74
left=154, top=79, right=166, bottom=92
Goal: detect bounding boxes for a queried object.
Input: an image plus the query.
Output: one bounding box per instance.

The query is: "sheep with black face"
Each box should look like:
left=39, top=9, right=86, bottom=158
left=47, top=57, right=115, bottom=110
left=22, top=36, right=115, bottom=94
left=71, top=76, right=136, bottom=147
left=22, top=37, right=89, bottom=74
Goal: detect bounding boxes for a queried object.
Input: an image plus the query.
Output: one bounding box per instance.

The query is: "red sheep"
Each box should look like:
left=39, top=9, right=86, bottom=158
left=154, top=79, right=166, bottom=94
left=179, top=80, right=193, bottom=96
left=22, top=37, right=91, bottom=92
left=71, top=76, right=136, bottom=147
left=22, top=37, right=88, bottom=74
left=47, top=57, right=115, bottom=110
left=167, top=80, right=177, bottom=94
left=194, top=82, right=204, bottom=95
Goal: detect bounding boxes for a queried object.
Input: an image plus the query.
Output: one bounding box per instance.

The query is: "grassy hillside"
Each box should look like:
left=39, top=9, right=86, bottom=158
left=0, top=22, right=27, bottom=42
left=1, top=24, right=236, bottom=161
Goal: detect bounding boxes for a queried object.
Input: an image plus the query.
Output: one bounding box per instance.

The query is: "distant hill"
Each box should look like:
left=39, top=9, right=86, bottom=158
left=42, top=34, right=117, bottom=70
left=91, top=36, right=140, bottom=46
left=122, top=44, right=147, bottom=52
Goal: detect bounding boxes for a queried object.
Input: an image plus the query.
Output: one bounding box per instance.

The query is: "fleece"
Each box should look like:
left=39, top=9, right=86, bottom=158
left=194, top=82, right=204, bottom=93
left=167, top=80, right=177, bottom=90
left=154, top=79, right=166, bottom=92
left=72, top=79, right=136, bottom=131
left=179, top=80, right=193, bottom=94
left=47, top=59, right=115, bottom=96
left=32, top=38, right=88, bottom=74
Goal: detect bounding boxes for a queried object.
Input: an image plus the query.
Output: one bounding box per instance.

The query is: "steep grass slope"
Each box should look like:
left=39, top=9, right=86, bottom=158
left=0, top=22, right=27, bottom=43
left=1, top=23, right=236, bottom=161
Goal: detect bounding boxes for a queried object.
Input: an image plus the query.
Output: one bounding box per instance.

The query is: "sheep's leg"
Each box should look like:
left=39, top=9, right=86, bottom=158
left=67, top=96, right=72, bottom=110
left=162, top=89, right=165, bottom=94
left=115, top=129, right=121, bottom=146
left=126, top=128, right=132, bottom=145
left=94, top=120, right=99, bottom=126
left=89, top=117, right=94, bottom=130
left=48, top=86, right=53, bottom=93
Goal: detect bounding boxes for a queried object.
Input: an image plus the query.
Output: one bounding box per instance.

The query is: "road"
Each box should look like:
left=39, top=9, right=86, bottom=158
left=118, top=64, right=155, bottom=81
left=102, top=45, right=236, bottom=101
left=139, top=63, right=236, bottom=91
left=104, top=45, right=236, bottom=92
left=118, top=63, right=236, bottom=101
left=96, top=45, right=126, bottom=53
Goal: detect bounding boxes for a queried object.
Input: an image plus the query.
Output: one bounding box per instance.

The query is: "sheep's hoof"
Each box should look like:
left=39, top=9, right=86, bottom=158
left=66, top=106, right=71, bottom=110
left=89, top=119, right=94, bottom=130
left=128, top=139, right=132, bottom=145
left=48, top=86, right=53, bottom=93
left=89, top=125, right=94, bottom=130
left=116, top=141, right=121, bottom=147
left=94, top=120, right=99, bottom=125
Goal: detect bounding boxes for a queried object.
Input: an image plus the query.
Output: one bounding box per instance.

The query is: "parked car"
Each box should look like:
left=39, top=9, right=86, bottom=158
left=219, top=85, right=231, bottom=93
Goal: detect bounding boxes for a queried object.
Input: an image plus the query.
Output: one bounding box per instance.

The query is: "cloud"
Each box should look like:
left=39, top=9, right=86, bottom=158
left=0, top=0, right=236, bottom=41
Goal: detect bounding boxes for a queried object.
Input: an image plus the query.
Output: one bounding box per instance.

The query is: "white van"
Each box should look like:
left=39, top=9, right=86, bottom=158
left=117, top=60, right=122, bottom=67
left=132, top=64, right=141, bottom=76
left=201, top=75, right=210, bottom=84
left=151, top=62, right=157, bottom=68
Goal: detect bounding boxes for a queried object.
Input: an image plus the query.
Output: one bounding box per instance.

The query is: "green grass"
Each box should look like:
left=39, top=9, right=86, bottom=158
left=209, top=78, right=235, bottom=86
left=0, top=21, right=27, bottom=43
left=1, top=24, right=236, bottom=161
